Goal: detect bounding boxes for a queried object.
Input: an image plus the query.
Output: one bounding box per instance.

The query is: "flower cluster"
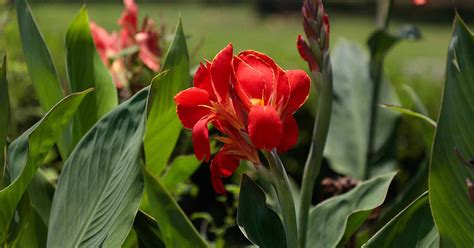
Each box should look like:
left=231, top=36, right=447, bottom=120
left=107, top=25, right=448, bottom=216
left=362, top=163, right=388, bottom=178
left=90, top=0, right=161, bottom=91
left=174, top=44, right=311, bottom=193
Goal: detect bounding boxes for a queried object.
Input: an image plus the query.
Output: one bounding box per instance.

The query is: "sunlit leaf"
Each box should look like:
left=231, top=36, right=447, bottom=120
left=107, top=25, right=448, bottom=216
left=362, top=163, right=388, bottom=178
left=47, top=89, right=148, bottom=247
left=306, top=172, right=396, bottom=248
left=0, top=90, right=90, bottom=243
left=161, top=155, right=201, bottom=193
left=15, top=0, right=64, bottom=111
left=429, top=15, right=474, bottom=247
left=144, top=18, right=190, bottom=176
left=66, top=7, right=118, bottom=151
left=237, top=174, right=286, bottom=248
left=380, top=104, right=436, bottom=128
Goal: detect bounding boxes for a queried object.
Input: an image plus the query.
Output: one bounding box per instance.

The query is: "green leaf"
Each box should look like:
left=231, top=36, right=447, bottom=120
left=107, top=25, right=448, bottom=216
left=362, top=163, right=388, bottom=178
left=47, top=89, right=148, bottom=247
left=237, top=174, right=286, bottom=248
left=380, top=104, right=436, bottom=128
left=144, top=18, right=190, bottom=176
left=0, top=90, right=90, bottom=243
left=28, top=169, right=55, bottom=226
left=0, top=55, right=9, bottom=186
left=324, top=41, right=400, bottom=179
left=15, top=0, right=75, bottom=161
left=429, top=15, right=474, bottom=247
left=133, top=211, right=165, bottom=248
left=363, top=192, right=439, bottom=248
left=17, top=208, right=47, bottom=248
left=143, top=168, right=207, bottom=248
left=15, top=0, right=64, bottom=112
left=306, top=172, right=396, bottom=248
left=65, top=7, right=118, bottom=151
left=161, top=155, right=201, bottom=193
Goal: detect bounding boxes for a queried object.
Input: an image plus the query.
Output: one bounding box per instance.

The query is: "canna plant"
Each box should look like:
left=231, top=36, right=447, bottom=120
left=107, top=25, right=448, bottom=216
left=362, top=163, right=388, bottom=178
left=0, top=0, right=472, bottom=247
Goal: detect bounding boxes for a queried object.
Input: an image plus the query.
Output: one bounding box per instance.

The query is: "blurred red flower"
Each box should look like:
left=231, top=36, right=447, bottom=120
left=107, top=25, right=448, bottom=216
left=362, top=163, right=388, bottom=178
left=90, top=0, right=161, bottom=89
left=174, top=44, right=311, bottom=193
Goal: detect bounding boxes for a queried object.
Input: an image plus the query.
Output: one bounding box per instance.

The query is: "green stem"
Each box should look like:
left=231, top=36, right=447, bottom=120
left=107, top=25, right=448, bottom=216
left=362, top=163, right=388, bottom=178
left=264, top=149, right=298, bottom=248
left=365, top=60, right=383, bottom=179
left=298, top=59, right=333, bottom=248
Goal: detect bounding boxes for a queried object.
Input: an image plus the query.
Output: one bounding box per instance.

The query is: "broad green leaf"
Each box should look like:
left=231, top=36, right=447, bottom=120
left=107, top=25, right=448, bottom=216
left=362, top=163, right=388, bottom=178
left=0, top=55, right=9, bottom=186
left=363, top=192, right=439, bottom=248
left=324, top=41, right=400, bottom=179
left=306, top=172, right=396, bottom=248
left=161, top=155, right=201, bottom=193
left=144, top=18, right=190, bottom=176
left=143, top=168, right=207, bottom=248
left=429, top=15, right=474, bottom=247
left=15, top=0, right=64, bottom=112
left=14, top=0, right=71, bottom=161
left=237, top=174, right=286, bottom=248
left=380, top=104, right=436, bottom=128
left=0, top=90, right=90, bottom=243
left=66, top=7, right=118, bottom=150
left=47, top=89, right=148, bottom=248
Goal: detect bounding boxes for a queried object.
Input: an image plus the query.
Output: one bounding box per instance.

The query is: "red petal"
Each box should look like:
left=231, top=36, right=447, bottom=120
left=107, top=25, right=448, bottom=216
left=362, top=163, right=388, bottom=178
left=248, top=105, right=283, bottom=151
left=238, top=52, right=275, bottom=99
left=211, top=150, right=240, bottom=178
left=277, top=115, right=298, bottom=153
left=210, top=44, right=233, bottom=102
left=297, top=35, right=319, bottom=72
left=194, top=63, right=214, bottom=98
left=89, top=22, right=110, bottom=65
left=211, top=175, right=225, bottom=194
left=233, top=56, right=265, bottom=107
left=192, top=117, right=211, bottom=162
left=174, top=87, right=211, bottom=129
left=285, top=70, right=311, bottom=115
left=137, top=36, right=160, bottom=71
left=119, top=0, right=138, bottom=35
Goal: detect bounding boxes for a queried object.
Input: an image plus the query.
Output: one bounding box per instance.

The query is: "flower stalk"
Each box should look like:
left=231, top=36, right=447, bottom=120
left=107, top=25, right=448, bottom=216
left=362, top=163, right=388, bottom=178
left=264, top=149, right=299, bottom=248
left=297, top=0, right=333, bottom=247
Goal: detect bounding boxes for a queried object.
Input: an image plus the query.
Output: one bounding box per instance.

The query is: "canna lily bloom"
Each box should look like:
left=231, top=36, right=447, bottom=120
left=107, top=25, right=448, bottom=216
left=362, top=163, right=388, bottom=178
left=90, top=0, right=161, bottom=88
left=174, top=44, right=311, bottom=193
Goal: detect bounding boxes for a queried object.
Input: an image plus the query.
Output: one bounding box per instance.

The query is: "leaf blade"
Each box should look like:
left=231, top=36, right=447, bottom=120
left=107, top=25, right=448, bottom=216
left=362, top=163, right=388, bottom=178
left=237, top=174, right=287, bottom=248
left=47, top=89, right=148, bottom=248
left=144, top=18, right=190, bottom=176
left=0, top=90, right=90, bottom=243
left=65, top=7, right=118, bottom=150
left=306, top=172, right=396, bottom=248
left=428, top=15, right=474, bottom=247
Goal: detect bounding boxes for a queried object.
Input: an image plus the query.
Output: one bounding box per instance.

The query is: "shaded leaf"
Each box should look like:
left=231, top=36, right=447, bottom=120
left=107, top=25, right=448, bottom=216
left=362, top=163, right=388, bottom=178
left=0, top=90, right=90, bottom=243
left=0, top=55, right=9, bottom=186
left=306, top=172, right=396, bottom=248
left=47, top=89, right=148, bottom=247
left=237, top=174, right=286, bottom=248
left=429, top=15, right=474, bottom=247
left=133, top=211, right=165, bottom=248
left=143, top=168, right=207, bottom=248
left=325, top=41, right=400, bottom=179
left=66, top=7, right=118, bottom=151
left=363, top=192, right=439, bottom=248
left=144, top=18, right=190, bottom=176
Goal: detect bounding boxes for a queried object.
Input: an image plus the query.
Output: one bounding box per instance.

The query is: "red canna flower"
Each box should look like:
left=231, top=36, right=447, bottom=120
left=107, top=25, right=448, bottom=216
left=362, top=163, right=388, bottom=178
left=90, top=0, right=162, bottom=89
left=174, top=44, right=311, bottom=194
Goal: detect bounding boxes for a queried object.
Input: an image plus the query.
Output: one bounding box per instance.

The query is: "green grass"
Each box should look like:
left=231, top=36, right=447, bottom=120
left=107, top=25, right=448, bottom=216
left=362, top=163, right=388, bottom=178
left=3, top=2, right=457, bottom=117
